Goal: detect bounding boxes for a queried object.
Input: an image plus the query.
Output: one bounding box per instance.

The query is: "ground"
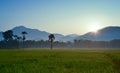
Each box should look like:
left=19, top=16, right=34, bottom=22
left=0, top=49, right=120, bottom=73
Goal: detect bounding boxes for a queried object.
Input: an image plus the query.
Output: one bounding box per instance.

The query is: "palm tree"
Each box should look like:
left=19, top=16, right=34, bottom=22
left=21, top=31, right=27, bottom=48
left=21, top=31, right=27, bottom=41
left=48, top=34, right=55, bottom=50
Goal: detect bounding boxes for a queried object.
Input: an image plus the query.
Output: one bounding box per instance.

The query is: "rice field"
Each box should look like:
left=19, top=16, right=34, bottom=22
left=0, top=49, right=120, bottom=73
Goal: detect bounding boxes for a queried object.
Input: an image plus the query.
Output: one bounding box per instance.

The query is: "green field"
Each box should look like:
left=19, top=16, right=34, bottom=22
left=0, top=49, right=120, bottom=73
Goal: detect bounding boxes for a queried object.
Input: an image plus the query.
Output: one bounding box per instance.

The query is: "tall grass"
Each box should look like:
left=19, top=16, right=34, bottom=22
left=0, top=49, right=120, bottom=73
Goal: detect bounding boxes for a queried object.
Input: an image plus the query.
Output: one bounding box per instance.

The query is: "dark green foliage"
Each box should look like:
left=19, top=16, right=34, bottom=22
left=1, top=30, right=19, bottom=49
left=2, top=30, right=13, bottom=41
left=1, top=30, right=28, bottom=49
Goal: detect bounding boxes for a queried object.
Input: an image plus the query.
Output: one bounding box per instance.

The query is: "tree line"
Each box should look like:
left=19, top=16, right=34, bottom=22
left=0, top=30, right=120, bottom=49
left=0, top=30, right=56, bottom=49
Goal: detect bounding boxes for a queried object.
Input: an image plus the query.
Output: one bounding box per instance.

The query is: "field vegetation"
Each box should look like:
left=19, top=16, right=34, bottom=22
left=0, top=49, right=120, bottom=73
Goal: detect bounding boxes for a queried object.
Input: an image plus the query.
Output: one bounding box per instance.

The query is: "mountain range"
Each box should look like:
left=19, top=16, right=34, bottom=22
left=0, top=26, right=120, bottom=42
left=77, top=26, right=120, bottom=41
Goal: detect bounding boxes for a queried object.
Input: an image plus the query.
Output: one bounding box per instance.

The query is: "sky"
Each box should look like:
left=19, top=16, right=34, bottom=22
left=0, top=0, right=120, bottom=35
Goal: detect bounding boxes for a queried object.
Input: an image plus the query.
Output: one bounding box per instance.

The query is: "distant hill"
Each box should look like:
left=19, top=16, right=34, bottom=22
left=0, top=26, right=65, bottom=41
left=77, top=26, right=120, bottom=41
left=0, top=26, right=78, bottom=41
left=12, top=26, right=64, bottom=41
left=0, top=26, right=120, bottom=42
left=60, top=34, right=80, bottom=42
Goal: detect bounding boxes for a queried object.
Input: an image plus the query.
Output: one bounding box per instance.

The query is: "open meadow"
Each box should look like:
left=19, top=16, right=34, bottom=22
left=0, top=49, right=120, bottom=73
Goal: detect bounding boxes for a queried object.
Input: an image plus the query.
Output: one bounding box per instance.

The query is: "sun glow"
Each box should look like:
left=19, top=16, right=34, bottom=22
left=88, top=22, right=101, bottom=33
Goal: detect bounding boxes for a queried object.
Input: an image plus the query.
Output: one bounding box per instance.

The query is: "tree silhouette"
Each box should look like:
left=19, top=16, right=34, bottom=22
left=48, top=34, right=55, bottom=50
left=14, top=35, right=18, bottom=40
left=21, top=31, right=27, bottom=48
left=21, top=31, right=27, bottom=41
left=2, top=30, right=13, bottom=41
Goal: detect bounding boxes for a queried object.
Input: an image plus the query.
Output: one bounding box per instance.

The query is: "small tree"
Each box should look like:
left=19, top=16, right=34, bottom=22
left=21, top=31, right=27, bottom=41
left=48, top=34, right=55, bottom=50
left=21, top=31, right=27, bottom=48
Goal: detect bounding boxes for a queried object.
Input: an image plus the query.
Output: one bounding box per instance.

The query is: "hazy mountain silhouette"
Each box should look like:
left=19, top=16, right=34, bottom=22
left=77, top=26, right=120, bottom=41
left=61, top=34, right=80, bottom=42
left=12, top=26, right=64, bottom=41
left=0, top=26, right=78, bottom=41
left=11, top=26, right=80, bottom=41
left=0, top=26, right=120, bottom=41
left=67, top=34, right=80, bottom=37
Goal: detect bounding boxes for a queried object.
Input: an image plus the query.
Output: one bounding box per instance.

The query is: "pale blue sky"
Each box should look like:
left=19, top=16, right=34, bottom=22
left=0, top=0, right=120, bottom=35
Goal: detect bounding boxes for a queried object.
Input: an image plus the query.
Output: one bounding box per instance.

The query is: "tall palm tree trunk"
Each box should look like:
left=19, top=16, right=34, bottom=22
left=50, top=40, right=53, bottom=50
left=48, top=34, right=55, bottom=50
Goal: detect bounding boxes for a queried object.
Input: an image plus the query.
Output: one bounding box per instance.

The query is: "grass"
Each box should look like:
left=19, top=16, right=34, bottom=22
left=0, top=49, right=120, bottom=73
